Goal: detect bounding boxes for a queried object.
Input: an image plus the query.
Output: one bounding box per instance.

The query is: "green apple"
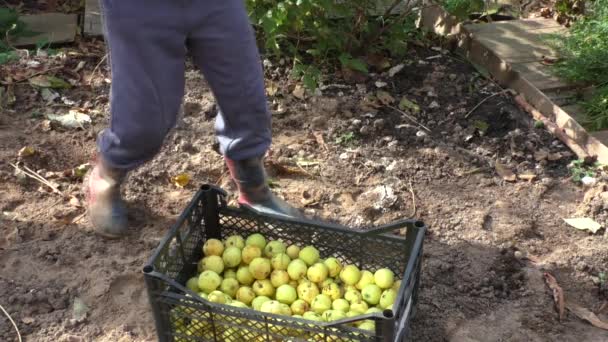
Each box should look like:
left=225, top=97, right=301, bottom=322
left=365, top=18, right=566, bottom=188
left=321, top=278, right=334, bottom=288
left=202, top=239, right=224, bottom=256
left=220, top=278, right=239, bottom=298
left=225, top=235, right=245, bottom=249
left=392, top=279, right=402, bottom=292
left=358, top=321, right=375, bottom=331
left=236, top=286, right=256, bottom=305
left=343, top=284, right=357, bottom=293
left=286, top=245, right=301, bottom=259
left=260, top=300, right=283, bottom=314
left=223, top=269, right=237, bottom=280
left=322, top=282, right=342, bottom=301
left=332, top=299, right=350, bottom=312
left=311, top=294, right=332, bottom=314
left=276, top=284, right=298, bottom=305
left=379, top=289, right=397, bottom=309
left=290, top=299, right=310, bottom=315
left=346, top=310, right=359, bottom=319
left=270, top=270, right=290, bottom=288
left=350, top=300, right=368, bottom=314
left=253, top=279, right=275, bottom=297
left=271, top=253, right=291, bottom=270
left=208, top=290, right=229, bottom=304
left=302, top=311, right=323, bottom=321
left=289, top=280, right=298, bottom=288
left=366, top=307, right=382, bottom=314
left=374, top=268, right=395, bottom=289
left=198, top=270, right=221, bottom=293
left=252, top=296, right=271, bottom=310
left=199, top=255, right=224, bottom=274
left=186, top=277, right=199, bottom=292
left=246, top=233, right=266, bottom=250
left=322, top=309, right=346, bottom=322
left=361, top=284, right=382, bottom=305
left=264, top=240, right=287, bottom=258
left=344, top=289, right=362, bottom=303
left=297, top=281, right=319, bottom=304
left=307, top=262, right=329, bottom=283
left=249, top=257, right=271, bottom=280
left=340, top=265, right=361, bottom=285
left=236, top=265, right=254, bottom=286
left=241, top=245, right=263, bottom=265
left=298, top=246, right=320, bottom=266
left=287, top=259, right=308, bottom=280
left=356, top=270, right=375, bottom=290
left=222, top=246, right=242, bottom=268
left=198, top=292, right=208, bottom=299
left=323, top=257, right=342, bottom=278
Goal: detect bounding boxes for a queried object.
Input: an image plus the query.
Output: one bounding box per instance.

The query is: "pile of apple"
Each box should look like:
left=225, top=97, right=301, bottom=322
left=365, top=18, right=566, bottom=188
left=183, top=233, right=401, bottom=334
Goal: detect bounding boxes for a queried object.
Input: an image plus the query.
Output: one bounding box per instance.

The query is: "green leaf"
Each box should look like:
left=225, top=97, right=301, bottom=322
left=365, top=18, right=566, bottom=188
left=398, top=97, right=420, bottom=113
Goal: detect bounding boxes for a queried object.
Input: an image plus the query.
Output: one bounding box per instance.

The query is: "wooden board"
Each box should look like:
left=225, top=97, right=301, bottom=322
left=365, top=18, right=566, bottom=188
left=14, top=13, right=78, bottom=46
left=84, top=0, right=103, bottom=36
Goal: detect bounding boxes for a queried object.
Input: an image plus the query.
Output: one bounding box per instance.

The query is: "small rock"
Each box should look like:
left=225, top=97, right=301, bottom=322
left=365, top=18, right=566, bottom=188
left=292, top=85, right=306, bottom=100
left=360, top=125, right=372, bottom=135
left=263, top=59, right=273, bottom=68
left=429, top=101, right=440, bottom=109
left=388, top=64, right=404, bottom=77
left=339, top=153, right=349, bottom=160
left=416, top=131, right=428, bottom=137
left=514, top=250, right=525, bottom=260
left=351, top=119, right=362, bottom=126
left=375, top=81, right=387, bottom=88
left=581, top=176, right=597, bottom=187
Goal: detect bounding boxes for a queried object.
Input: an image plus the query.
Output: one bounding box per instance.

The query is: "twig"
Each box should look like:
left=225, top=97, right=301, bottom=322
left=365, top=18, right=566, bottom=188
left=89, top=53, right=108, bottom=85
left=1, top=66, right=64, bottom=85
left=464, top=89, right=509, bottom=118
left=387, top=105, right=432, bottom=132
left=407, top=178, right=416, bottom=218
left=9, top=163, right=64, bottom=195
left=0, top=303, right=22, bottom=342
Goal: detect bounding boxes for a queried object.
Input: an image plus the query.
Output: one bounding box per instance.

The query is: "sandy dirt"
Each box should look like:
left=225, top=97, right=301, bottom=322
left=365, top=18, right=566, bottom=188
left=2, top=35, right=608, bottom=342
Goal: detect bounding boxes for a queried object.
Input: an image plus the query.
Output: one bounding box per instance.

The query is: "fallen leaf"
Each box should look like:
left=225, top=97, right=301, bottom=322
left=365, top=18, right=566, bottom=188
left=69, top=196, right=82, bottom=207
left=22, top=317, right=35, bottom=324
left=473, top=120, right=489, bottom=133
left=72, top=163, right=91, bottom=178
left=495, top=162, right=517, bottom=182
left=171, top=173, right=191, bottom=188
left=388, top=64, right=405, bottom=77
left=266, top=160, right=309, bottom=177
left=366, top=54, right=391, bottom=70
left=46, top=111, right=91, bottom=128
left=567, top=302, right=608, bottom=330
left=563, top=217, right=602, bottom=233
left=296, top=159, right=320, bottom=167
left=29, top=75, right=71, bottom=89
left=534, top=149, right=549, bottom=161
left=544, top=273, right=565, bottom=321
left=72, top=297, right=89, bottom=322
left=292, top=85, right=305, bottom=100
left=398, top=97, right=420, bottom=113
left=266, top=81, right=279, bottom=96
left=312, top=131, right=328, bottom=151
left=376, top=91, right=395, bottom=105
left=41, top=88, right=59, bottom=103
left=360, top=94, right=381, bottom=111
left=518, top=173, right=537, bottom=181
left=18, top=146, right=36, bottom=157
left=548, top=152, right=562, bottom=161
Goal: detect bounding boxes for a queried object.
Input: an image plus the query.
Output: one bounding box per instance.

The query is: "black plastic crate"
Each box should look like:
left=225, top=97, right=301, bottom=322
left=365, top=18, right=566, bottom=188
left=143, top=184, right=426, bottom=342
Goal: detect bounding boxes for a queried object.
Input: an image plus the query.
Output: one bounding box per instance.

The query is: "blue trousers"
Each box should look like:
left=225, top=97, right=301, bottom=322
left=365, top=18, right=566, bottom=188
left=97, top=0, right=271, bottom=170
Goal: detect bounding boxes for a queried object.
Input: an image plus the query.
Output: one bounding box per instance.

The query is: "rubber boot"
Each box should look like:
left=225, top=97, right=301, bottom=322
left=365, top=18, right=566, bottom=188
left=83, top=159, right=129, bottom=238
left=225, top=156, right=304, bottom=219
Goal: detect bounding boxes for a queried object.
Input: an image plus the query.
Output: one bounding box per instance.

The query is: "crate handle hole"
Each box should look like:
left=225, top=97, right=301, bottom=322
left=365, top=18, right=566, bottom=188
left=143, top=265, right=154, bottom=273
left=414, top=221, right=424, bottom=228
left=383, top=309, right=394, bottom=318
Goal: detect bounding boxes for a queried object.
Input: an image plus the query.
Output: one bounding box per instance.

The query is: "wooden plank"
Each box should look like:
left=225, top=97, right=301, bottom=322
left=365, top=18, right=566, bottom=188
left=84, top=0, right=104, bottom=36
left=14, top=13, right=78, bottom=46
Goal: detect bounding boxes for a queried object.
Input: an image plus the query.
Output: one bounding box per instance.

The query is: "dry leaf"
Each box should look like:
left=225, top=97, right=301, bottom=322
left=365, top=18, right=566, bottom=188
left=518, top=173, right=537, bottom=181
left=548, top=152, right=562, bottom=161
left=544, top=273, right=565, bottom=321
left=495, top=162, right=517, bottom=182
left=171, top=173, right=191, bottom=188
left=534, top=149, right=549, bottom=161
left=366, top=53, right=391, bottom=70
left=563, top=217, right=602, bottom=233
left=376, top=91, right=395, bottom=105
left=341, top=66, right=367, bottom=83
left=69, top=196, right=82, bottom=207
left=567, top=302, right=608, bottom=330
left=18, top=146, right=36, bottom=157
left=47, top=111, right=91, bottom=128
left=22, top=317, right=35, bottom=324
left=266, top=81, right=279, bottom=96
left=398, top=97, right=420, bottom=113
left=312, top=131, right=328, bottom=151
left=292, top=85, right=305, bottom=100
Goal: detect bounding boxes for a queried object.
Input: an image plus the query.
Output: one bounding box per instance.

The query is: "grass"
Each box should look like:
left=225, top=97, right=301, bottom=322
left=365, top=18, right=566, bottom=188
left=550, top=0, right=608, bottom=130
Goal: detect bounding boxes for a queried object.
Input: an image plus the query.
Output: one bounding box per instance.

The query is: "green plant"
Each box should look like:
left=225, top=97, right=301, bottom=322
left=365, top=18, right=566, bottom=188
left=549, top=0, right=608, bottom=129
left=0, top=8, right=37, bottom=64
left=246, top=0, right=420, bottom=89
left=442, top=0, right=485, bottom=19
left=569, top=158, right=601, bottom=182
left=335, top=131, right=357, bottom=145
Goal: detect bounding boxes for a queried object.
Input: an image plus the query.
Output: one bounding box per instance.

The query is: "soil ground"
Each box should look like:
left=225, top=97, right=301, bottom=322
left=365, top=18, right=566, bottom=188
left=2, top=34, right=608, bottom=342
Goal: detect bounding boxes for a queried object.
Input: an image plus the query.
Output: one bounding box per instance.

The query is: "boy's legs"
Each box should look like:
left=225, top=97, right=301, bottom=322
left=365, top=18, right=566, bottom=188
left=86, top=0, right=188, bottom=237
